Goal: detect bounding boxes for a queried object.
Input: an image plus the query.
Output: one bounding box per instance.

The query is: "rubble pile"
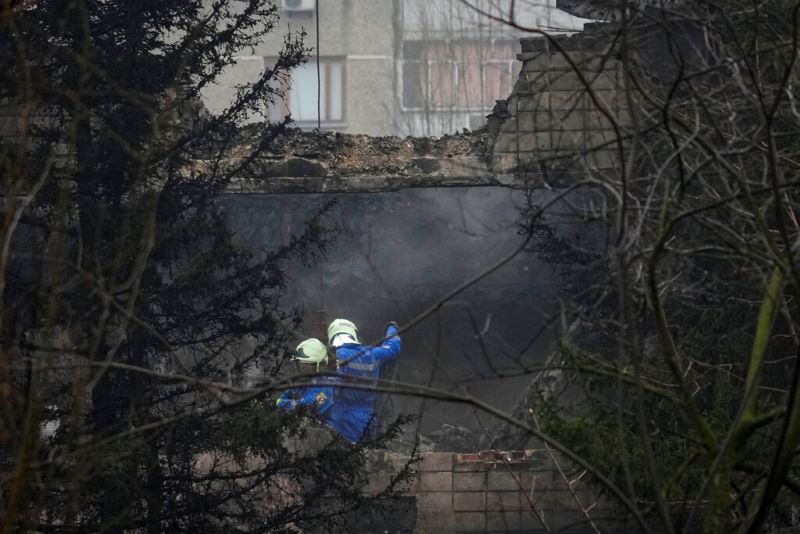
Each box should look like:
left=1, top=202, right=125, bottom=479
left=261, top=128, right=491, bottom=175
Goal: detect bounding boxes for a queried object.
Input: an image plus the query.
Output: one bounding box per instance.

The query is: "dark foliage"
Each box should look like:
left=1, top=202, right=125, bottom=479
left=0, top=1, right=406, bottom=532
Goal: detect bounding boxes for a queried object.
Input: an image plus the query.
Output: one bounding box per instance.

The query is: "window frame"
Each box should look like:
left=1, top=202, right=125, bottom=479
left=268, top=57, right=347, bottom=129
left=400, top=39, right=519, bottom=113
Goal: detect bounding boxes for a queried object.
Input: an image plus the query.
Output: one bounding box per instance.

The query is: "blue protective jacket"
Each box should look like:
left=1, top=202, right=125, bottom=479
left=276, top=378, right=336, bottom=422
left=329, top=325, right=401, bottom=443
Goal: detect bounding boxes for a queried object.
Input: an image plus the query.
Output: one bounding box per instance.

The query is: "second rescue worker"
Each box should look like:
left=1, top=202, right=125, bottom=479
left=275, top=338, right=337, bottom=423
left=327, top=318, right=401, bottom=443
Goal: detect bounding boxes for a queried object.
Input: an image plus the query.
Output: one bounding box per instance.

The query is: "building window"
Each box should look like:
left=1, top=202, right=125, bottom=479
left=401, top=40, right=519, bottom=111
left=269, top=59, right=345, bottom=127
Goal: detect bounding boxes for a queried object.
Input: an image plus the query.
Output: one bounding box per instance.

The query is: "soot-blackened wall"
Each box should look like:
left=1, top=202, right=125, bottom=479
left=224, top=187, right=565, bottom=433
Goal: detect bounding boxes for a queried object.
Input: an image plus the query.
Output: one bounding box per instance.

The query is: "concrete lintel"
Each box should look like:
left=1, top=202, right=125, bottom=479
left=225, top=172, right=527, bottom=194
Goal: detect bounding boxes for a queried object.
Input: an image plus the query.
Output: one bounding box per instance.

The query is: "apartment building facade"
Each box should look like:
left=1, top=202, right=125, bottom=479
left=202, top=0, right=592, bottom=137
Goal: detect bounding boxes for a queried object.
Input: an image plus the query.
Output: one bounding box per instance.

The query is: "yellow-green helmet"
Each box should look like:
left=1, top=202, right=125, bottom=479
left=327, top=318, right=359, bottom=344
left=293, top=338, right=328, bottom=370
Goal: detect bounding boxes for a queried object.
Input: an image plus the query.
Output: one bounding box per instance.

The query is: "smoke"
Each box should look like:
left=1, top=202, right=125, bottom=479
left=224, top=186, right=560, bottom=433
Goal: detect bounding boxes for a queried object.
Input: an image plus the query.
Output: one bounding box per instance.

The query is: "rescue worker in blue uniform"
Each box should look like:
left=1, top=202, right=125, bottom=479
left=327, top=318, right=401, bottom=443
left=276, top=338, right=336, bottom=423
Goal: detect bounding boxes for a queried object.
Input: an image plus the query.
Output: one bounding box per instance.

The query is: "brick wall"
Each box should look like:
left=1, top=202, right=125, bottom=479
left=492, top=24, right=629, bottom=177
left=365, top=449, right=625, bottom=533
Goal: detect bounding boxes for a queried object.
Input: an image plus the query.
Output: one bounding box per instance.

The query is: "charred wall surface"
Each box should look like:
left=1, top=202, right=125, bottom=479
left=222, top=187, right=572, bottom=434
left=218, top=24, right=636, bottom=436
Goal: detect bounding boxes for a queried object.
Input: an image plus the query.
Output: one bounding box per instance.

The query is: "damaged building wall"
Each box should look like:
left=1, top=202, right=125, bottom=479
left=491, top=23, right=628, bottom=175
left=356, top=449, right=625, bottom=533
left=201, top=0, right=592, bottom=137
left=220, top=23, right=630, bottom=436
left=223, top=186, right=567, bottom=435
left=222, top=25, right=631, bottom=195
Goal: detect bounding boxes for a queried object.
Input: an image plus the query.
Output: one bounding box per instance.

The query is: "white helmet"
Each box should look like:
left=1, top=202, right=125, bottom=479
left=293, top=339, right=328, bottom=371
left=327, top=318, right=359, bottom=345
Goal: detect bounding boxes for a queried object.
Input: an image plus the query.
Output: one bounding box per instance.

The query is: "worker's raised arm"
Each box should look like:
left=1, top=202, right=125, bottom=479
left=369, top=322, right=401, bottom=363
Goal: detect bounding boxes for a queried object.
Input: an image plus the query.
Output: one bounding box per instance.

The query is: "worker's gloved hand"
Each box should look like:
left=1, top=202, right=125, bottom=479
left=385, top=322, right=399, bottom=338
left=276, top=397, right=295, bottom=410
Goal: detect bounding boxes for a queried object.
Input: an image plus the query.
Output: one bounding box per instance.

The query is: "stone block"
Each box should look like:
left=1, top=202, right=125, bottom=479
left=492, top=152, right=517, bottom=174
left=579, top=55, right=615, bottom=73
left=453, top=472, right=486, bottom=491
left=519, top=37, right=546, bottom=53
left=419, top=471, right=452, bottom=492
left=453, top=491, right=486, bottom=512
left=365, top=473, right=392, bottom=496
left=539, top=489, right=578, bottom=509
left=420, top=452, right=453, bottom=472
left=520, top=509, right=549, bottom=531
left=521, top=54, right=552, bottom=72
left=551, top=130, right=583, bottom=150
left=517, top=111, right=551, bottom=132
left=390, top=451, right=417, bottom=472
left=520, top=488, right=546, bottom=513
left=588, top=146, right=618, bottom=169
left=517, top=132, right=551, bottom=151
left=417, top=510, right=456, bottom=530
left=394, top=476, right=417, bottom=495
left=517, top=470, right=541, bottom=493
left=417, top=490, right=453, bottom=511
left=486, top=511, right=523, bottom=531
left=493, top=132, right=519, bottom=153
left=453, top=511, right=486, bottom=532
left=486, top=491, right=522, bottom=511
left=549, top=51, right=586, bottom=71
left=453, top=460, right=486, bottom=472
left=498, top=116, right=519, bottom=134
left=553, top=466, right=584, bottom=490
left=566, top=488, right=605, bottom=511
left=616, top=106, right=632, bottom=125
left=550, top=90, right=586, bottom=110
left=523, top=72, right=549, bottom=90
left=523, top=70, right=549, bottom=87
left=586, top=107, right=617, bottom=131
left=589, top=71, right=618, bottom=90
left=504, top=94, right=520, bottom=110
left=592, top=493, right=620, bottom=511
left=549, top=71, right=584, bottom=91
left=368, top=471, right=416, bottom=496
left=511, top=79, right=532, bottom=96
left=551, top=109, right=585, bottom=130
left=586, top=131, right=615, bottom=150
left=527, top=80, right=550, bottom=95
left=513, top=92, right=549, bottom=112
left=593, top=89, right=623, bottom=110
left=487, top=470, right=522, bottom=491
left=520, top=34, right=566, bottom=53
left=516, top=151, right=546, bottom=169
